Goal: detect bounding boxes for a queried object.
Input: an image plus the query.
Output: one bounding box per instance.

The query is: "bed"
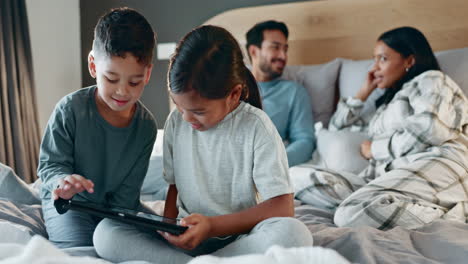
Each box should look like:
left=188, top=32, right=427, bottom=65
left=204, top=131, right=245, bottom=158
left=204, top=0, right=468, bottom=263
left=2, top=0, right=468, bottom=263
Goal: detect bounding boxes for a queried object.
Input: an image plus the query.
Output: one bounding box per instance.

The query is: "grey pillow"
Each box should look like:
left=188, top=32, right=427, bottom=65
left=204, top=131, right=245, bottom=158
left=0, top=221, right=35, bottom=244
left=282, top=59, right=342, bottom=127
left=436, top=47, right=468, bottom=96
left=316, top=129, right=369, bottom=174
left=141, top=130, right=168, bottom=201
left=0, top=163, right=40, bottom=205
left=0, top=199, right=47, bottom=241
left=338, top=58, right=385, bottom=116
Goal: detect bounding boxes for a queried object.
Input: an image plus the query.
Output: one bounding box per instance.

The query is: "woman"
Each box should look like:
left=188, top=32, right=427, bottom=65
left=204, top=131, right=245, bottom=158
left=299, top=26, right=468, bottom=230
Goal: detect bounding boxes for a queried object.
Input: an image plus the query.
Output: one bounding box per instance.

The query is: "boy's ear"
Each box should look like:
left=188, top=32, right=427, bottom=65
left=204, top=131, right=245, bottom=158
left=88, top=51, right=97, bottom=78
left=144, top=64, right=154, bottom=85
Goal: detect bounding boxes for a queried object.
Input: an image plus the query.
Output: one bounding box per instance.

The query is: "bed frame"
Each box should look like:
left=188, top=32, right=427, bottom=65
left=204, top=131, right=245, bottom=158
left=204, top=0, right=468, bottom=65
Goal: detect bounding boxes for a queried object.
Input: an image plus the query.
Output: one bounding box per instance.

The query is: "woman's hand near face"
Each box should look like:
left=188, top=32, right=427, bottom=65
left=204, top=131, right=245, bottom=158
left=360, top=140, right=373, bottom=160
left=355, top=69, right=379, bottom=102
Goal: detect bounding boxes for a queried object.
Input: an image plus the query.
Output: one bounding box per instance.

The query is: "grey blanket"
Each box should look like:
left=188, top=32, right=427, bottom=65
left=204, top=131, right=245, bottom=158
left=2, top=162, right=468, bottom=263
left=295, top=204, right=468, bottom=264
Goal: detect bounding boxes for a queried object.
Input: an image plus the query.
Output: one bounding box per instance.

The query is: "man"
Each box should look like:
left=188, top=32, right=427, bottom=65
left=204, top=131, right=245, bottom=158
left=246, top=20, right=315, bottom=167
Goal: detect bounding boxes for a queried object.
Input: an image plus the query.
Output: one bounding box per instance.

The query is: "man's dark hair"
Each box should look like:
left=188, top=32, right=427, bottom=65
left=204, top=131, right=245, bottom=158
left=93, top=7, right=155, bottom=65
left=245, top=20, right=288, bottom=61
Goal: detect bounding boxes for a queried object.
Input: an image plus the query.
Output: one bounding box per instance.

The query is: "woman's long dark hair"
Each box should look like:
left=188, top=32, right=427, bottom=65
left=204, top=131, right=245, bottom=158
left=375, top=26, right=440, bottom=107
left=168, top=25, right=262, bottom=109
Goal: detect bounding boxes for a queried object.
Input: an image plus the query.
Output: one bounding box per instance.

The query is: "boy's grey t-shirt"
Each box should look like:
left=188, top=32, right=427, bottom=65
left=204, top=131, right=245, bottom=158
left=163, top=102, right=292, bottom=218
left=38, top=86, right=157, bottom=209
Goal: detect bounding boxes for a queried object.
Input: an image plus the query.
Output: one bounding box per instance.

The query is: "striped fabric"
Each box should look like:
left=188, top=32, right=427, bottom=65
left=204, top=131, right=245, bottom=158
left=294, top=70, right=468, bottom=230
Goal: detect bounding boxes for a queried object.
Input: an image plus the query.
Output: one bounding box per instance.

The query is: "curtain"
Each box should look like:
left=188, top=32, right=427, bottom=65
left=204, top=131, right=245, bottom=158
left=0, top=0, right=41, bottom=183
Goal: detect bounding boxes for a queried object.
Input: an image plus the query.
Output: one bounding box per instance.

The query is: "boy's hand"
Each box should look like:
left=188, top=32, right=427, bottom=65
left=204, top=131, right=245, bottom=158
left=53, top=174, right=94, bottom=200
left=161, top=213, right=212, bottom=250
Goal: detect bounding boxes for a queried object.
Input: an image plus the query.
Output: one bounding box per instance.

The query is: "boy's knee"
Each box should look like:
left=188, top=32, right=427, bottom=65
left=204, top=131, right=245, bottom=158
left=93, top=219, right=120, bottom=259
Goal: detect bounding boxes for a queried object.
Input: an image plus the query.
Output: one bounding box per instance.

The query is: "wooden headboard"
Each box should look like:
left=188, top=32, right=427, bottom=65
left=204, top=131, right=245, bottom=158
left=204, top=0, right=468, bottom=65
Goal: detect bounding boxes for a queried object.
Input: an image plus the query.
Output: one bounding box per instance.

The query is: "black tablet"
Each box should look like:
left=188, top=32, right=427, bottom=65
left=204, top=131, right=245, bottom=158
left=54, top=198, right=187, bottom=235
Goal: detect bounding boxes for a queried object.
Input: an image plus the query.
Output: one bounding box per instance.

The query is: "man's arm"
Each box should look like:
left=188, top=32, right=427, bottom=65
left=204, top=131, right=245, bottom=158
left=286, top=84, right=315, bottom=166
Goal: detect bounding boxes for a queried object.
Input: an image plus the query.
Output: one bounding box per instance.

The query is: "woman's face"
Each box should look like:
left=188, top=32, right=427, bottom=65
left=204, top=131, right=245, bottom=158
left=371, top=40, right=414, bottom=89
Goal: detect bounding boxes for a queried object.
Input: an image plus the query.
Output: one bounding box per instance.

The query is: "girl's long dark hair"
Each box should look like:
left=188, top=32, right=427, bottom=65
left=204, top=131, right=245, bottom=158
left=168, top=25, right=262, bottom=109
left=375, top=27, right=440, bottom=107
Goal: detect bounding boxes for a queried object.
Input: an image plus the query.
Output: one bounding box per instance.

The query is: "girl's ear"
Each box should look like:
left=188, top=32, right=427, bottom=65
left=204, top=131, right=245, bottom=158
left=88, top=51, right=97, bottom=78
left=228, top=84, right=243, bottom=106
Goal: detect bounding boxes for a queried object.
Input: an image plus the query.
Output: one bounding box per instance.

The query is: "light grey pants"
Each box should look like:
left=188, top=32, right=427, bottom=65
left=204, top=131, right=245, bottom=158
left=42, top=200, right=102, bottom=248
left=93, top=217, right=313, bottom=264
left=42, top=200, right=153, bottom=248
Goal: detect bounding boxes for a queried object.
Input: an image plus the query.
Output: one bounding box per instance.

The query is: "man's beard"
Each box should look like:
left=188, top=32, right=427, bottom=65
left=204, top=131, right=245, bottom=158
left=259, top=59, right=283, bottom=80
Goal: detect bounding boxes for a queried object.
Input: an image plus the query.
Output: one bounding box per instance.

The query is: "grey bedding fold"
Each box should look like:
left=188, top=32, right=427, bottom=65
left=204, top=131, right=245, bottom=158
left=295, top=204, right=468, bottom=264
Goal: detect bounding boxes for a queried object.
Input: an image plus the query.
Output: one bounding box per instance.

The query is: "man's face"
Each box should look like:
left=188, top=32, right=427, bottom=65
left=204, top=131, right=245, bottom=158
left=253, top=30, right=288, bottom=81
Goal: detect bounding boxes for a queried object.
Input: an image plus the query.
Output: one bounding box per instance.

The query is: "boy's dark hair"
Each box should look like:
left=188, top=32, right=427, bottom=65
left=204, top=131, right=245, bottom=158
left=245, top=20, right=289, bottom=61
left=168, top=25, right=262, bottom=109
left=375, top=26, right=440, bottom=107
left=93, top=7, right=155, bottom=65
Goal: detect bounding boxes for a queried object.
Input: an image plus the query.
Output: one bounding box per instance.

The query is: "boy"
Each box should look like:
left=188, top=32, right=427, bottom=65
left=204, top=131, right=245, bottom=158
left=37, top=7, right=157, bottom=248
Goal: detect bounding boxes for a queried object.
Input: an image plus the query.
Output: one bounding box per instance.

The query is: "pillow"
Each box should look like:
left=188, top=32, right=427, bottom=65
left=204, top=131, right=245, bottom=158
left=141, top=129, right=168, bottom=201
left=338, top=59, right=385, bottom=117
left=316, top=129, right=369, bottom=174
left=0, top=199, right=47, bottom=243
left=0, top=163, right=41, bottom=205
left=436, top=47, right=468, bottom=96
left=0, top=221, right=35, bottom=244
left=282, top=58, right=341, bottom=127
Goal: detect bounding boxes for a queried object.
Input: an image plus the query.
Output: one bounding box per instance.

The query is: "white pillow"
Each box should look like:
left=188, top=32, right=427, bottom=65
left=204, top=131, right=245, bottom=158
left=316, top=129, right=369, bottom=174
left=282, top=59, right=341, bottom=127
left=338, top=59, right=385, bottom=116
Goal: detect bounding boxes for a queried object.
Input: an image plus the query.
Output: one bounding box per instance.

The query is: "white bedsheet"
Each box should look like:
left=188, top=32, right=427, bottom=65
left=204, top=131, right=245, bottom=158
left=189, top=245, right=350, bottom=264
left=0, top=236, right=110, bottom=264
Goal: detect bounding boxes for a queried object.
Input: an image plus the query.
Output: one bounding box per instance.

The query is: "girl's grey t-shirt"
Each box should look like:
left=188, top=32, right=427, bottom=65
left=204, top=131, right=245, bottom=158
left=163, top=102, right=292, bottom=217
left=38, top=86, right=157, bottom=209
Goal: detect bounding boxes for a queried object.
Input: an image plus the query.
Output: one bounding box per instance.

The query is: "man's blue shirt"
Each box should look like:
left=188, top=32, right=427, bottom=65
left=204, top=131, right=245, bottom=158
left=258, top=79, right=315, bottom=167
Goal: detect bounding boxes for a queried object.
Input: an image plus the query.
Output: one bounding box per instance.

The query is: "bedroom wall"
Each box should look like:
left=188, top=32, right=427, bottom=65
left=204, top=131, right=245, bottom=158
left=26, top=0, right=81, bottom=134
left=80, top=0, right=313, bottom=125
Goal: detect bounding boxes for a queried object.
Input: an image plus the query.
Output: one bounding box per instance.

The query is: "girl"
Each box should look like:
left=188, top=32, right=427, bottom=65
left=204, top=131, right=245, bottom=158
left=295, top=26, right=468, bottom=230
left=93, top=25, right=312, bottom=263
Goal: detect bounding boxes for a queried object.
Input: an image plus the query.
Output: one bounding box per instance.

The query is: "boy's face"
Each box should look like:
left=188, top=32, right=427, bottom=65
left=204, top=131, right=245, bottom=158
left=88, top=52, right=153, bottom=115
